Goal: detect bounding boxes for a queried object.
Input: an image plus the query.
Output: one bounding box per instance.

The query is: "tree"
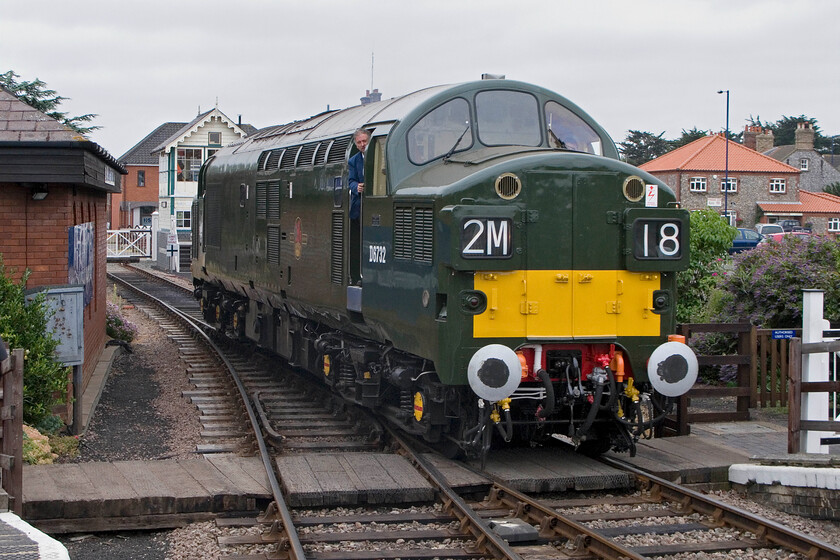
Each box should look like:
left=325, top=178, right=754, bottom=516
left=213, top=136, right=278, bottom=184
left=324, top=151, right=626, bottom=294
left=824, top=182, right=840, bottom=197
left=748, top=114, right=834, bottom=153
left=618, top=130, right=670, bottom=166
left=669, top=127, right=710, bottom=150
left=676, top=209, right=737, bottom=323
left=0, top=70, right=99, bottom=135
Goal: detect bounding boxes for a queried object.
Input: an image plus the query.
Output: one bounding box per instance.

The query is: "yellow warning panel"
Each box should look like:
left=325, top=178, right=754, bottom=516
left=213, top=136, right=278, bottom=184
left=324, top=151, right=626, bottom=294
left=473, top=270, right=661, bottom=339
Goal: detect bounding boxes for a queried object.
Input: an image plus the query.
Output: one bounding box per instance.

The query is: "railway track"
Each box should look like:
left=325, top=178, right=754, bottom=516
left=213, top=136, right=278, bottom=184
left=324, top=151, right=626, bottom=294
left=108, top=263, right=840, bottom=560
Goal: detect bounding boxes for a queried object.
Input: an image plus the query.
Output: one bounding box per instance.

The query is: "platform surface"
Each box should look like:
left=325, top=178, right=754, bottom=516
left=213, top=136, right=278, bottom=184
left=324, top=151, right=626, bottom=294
left=23, top=455, right=270, bottom=533
left=0, top=512, right=68, bottom=559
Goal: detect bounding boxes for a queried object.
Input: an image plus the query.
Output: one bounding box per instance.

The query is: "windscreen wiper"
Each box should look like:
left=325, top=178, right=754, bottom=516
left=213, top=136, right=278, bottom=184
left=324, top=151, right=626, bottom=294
left=443, top=124, right=471, bottom=161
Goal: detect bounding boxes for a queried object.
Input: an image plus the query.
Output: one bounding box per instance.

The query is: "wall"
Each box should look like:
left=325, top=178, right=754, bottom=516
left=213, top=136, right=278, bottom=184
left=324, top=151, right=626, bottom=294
left=110, top=164, right=159, bottom=228
left=0, top=183, right=108, bottom=418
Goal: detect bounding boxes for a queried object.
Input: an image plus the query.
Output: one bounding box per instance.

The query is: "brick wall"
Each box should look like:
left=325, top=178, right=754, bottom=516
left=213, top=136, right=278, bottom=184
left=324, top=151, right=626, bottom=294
left=0, top=182, right=108, bottom=416
left=733, top=482, right=840, bottom=520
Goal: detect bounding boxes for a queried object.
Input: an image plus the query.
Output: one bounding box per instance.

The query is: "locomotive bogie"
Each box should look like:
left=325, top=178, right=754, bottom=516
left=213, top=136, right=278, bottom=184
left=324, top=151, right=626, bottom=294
left=191, top=79, right=698, bottom=459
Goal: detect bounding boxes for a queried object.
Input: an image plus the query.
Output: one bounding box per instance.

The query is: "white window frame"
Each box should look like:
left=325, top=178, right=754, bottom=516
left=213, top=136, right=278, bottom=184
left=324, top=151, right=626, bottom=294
left=721, top=177, right=737, bottom=193
left=829, top=218, right=840, bottom=232
left=769, top=178, right=786, bottom=194
left=722, top=210, right=737, bottom=226
left=176, top=210, right=191, bottom=229
left=800, top=158, right=809, bottom=171
left=689, top=177, right=707, bottom=192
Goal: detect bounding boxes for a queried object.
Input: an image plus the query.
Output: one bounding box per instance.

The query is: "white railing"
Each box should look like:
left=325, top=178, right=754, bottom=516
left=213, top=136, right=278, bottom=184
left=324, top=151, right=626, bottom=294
left=106, top=228, right=152, bottom=259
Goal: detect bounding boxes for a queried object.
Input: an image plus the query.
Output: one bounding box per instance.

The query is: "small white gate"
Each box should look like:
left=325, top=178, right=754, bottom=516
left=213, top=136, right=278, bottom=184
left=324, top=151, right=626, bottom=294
left=106, top=228, right=152, bottom=259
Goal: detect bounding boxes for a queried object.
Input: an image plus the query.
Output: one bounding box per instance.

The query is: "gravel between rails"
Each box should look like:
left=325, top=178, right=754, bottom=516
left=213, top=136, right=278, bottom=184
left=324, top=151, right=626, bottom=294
left=57, top=285, right=840, bottom=559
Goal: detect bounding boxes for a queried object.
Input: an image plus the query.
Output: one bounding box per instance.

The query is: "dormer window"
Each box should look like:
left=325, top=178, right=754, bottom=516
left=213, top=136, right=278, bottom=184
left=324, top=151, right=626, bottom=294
left=209, top=131, right=222, bottom=146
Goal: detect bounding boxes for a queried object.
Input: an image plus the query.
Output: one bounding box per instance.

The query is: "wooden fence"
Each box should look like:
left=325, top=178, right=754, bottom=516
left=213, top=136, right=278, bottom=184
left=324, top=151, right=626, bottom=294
left=1, top=344, right=23, bottom=515
left=662, top=323, right=799, bottom=436
left=787, top=338, right=840, bottom=453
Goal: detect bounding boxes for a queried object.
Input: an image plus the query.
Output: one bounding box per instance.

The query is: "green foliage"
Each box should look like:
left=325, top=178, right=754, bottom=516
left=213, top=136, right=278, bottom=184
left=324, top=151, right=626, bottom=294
left=0, top=256, right=70, bottom=424
left=618, top=130, right=670, bottom=166
left=714, top=235, right=840, bottom=328
left=0, top=70, right=99, bottom=135
left=823, top=182, right=840, bottom=197
left=669, top=127, right=710, bottom=149
left=676, top=209, right=737, bottom=323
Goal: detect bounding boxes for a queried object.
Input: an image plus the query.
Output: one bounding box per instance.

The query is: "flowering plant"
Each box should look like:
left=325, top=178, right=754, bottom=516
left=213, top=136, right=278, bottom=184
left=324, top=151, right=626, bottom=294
left=106, top=301, right=138, bottom=343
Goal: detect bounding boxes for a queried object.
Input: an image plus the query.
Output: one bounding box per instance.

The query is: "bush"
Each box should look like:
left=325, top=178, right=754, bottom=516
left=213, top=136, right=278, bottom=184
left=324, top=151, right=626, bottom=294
left=0, top=256, right=70, bottom=425
left=677, top=209, right=737, bottom=323
left=106, top=301, right=137, bottom=343
left=714, top=234, right=840, bottom=327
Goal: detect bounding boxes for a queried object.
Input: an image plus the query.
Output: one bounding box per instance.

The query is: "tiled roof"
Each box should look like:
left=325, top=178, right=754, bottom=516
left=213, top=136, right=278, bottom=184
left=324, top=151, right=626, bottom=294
left=764, top=145, right=796, bottom=161
left=758, top=191, right=840, bottom=214
left=640, top=134, right=799, bottom=174
left=119, top=122, right=186, bottom=165
left=0, top=85, right=84, bottom=142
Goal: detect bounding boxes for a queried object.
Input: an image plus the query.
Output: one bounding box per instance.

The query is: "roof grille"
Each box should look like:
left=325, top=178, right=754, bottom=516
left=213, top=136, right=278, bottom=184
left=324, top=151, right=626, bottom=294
left=327, top=136, right=352, bottom=164
left=297, top=143, right=319, bottom=167
left=280, top=146, right=299, bottom=169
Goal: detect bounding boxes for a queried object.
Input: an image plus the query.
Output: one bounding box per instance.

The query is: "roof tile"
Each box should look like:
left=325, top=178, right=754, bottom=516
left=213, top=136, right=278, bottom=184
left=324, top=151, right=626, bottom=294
left=640, top=134, right=799, bottom=174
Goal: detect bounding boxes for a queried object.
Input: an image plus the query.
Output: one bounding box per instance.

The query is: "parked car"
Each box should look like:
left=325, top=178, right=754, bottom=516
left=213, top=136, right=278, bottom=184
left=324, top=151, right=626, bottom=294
left=755, top=223, right=784, bottom=236
left=760, top=231, right=810, bottom=244
left=729, top=228, right=763, bottom=253
left=778, top=219, right=801, bottom=232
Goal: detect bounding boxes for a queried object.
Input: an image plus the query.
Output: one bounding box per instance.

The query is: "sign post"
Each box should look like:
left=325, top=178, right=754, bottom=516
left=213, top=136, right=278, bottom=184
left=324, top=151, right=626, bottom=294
left=166, top=231, right=180, bottom=273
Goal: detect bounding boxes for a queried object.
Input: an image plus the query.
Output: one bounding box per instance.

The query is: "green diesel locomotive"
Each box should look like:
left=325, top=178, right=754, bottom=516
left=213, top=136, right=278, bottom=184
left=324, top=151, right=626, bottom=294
left=191, top=79, right=697, bottom=459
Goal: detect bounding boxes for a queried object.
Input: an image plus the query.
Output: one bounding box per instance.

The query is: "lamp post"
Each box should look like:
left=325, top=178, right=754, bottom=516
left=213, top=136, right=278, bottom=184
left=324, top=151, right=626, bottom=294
left=717, top=90, right=730, bottom=224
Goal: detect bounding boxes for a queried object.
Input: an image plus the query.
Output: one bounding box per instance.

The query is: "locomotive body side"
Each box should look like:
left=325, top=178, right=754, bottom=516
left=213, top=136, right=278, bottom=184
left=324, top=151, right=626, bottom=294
left=192, top=80, right=696, bottom=458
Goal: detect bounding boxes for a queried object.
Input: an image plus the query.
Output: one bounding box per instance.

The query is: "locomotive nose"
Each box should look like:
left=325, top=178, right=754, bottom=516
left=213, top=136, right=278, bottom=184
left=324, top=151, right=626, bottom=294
left=646, top=341, right=698, bottom=397
left=467, top=344, right=522, bottom=401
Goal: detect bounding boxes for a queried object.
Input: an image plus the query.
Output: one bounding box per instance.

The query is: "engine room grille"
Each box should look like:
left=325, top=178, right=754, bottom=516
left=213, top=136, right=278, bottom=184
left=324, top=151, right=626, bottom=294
left=297, top=143, right=319, bottom=167
left=330, top=211, right=344, bottom=284
left=267, top=181, right=281, bottom=220
left=267, top=226, right=281, bottom=265
left=327, top=136, right=352, bottom=164
left=206, top=186, right=222, bottom=249
left=255, top=182, right=267, bottom=219
left=394, top=206, right=433, bottom=265
left=280, top=146, right=299, bottom=169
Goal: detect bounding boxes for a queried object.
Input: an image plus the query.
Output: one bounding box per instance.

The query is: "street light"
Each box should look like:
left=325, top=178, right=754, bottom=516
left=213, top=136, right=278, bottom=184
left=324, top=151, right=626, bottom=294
left=717, top=90, right=730, bottom=224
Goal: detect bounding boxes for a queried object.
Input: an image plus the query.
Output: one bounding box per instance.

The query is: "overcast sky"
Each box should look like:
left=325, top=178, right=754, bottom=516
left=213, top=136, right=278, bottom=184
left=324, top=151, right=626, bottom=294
left=3, top=0, right=838, bottom=159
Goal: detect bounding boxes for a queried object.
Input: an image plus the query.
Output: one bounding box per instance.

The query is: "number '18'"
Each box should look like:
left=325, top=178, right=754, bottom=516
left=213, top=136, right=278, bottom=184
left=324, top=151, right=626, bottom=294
left=642, top=222, right=680, bottom=257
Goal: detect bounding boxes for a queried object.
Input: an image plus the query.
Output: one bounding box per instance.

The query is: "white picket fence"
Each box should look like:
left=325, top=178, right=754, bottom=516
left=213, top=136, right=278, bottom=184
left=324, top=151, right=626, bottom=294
left=106, top=228, right=152, bottom=259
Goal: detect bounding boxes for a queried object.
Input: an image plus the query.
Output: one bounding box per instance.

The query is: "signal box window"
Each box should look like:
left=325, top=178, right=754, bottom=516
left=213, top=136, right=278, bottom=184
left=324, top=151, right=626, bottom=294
left=137, top=169, right=145, bottom=187
left=544, top=100, right=602, bottom=155
left=176, top=210, right=191, bottom=228
left=769, top=178, right=786, bottom=193
left=476, top=90, right=540, bottom=147
left=407, top=98, right=472, bottom=165
left=177, top=148, right=203, bottom=182
left=208, top=131, right=222, bottom=146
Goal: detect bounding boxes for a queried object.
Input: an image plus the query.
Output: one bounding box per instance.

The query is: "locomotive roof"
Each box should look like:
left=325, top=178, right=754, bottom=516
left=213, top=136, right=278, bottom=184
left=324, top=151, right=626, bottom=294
left=235, top=85, right=450, bottom=152
left=231, top=80, right=617, bottom=160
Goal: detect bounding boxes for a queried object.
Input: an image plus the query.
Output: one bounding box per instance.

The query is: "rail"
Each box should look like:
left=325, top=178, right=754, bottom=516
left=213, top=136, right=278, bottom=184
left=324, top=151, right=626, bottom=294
left=1, top=344, right=23, bottom=515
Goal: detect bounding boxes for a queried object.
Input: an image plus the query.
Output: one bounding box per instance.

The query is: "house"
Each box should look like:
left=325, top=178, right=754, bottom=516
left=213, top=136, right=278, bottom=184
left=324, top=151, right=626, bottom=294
left=757, top=190, right=840, bottom=235
left=0, top=85, right=126, bottom=426
left=639, top=133, right=800, bottom=227
left=113, top=122, right=186, bottom=229
left=758, top=122, right=840, bottom=192
left=149, top=108, right=256, bottom=270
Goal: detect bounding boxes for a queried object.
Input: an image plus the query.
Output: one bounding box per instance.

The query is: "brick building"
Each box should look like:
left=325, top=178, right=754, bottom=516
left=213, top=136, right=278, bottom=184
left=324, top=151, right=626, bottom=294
left=112, top=122, right=185, bottom=229
left=0, top=85, right=125, bottom=420
left=640, top=133, right=800, bottom=228
left=759, top=123, right=840, bottom=193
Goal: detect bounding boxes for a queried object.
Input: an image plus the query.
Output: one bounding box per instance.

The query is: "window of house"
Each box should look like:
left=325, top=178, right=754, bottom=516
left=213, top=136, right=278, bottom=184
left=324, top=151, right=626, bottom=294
left=689, top=177, right=707, bottom=192
left=137, top=169, right=145, bottom=187
left=721, top=178, right=737, bottom=193
left=177, top=148, right=203, bottom=182
left=800, top=158, right=809, bottom=171
left=207, top=149, right=219, bottom=159
left=829, top=218, right=840, bottom=232
left=769, top=178, right=786, bottom=193
left=176, top=210, right=191, bottom=228
left=208, top=131, right=222, bottom=146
